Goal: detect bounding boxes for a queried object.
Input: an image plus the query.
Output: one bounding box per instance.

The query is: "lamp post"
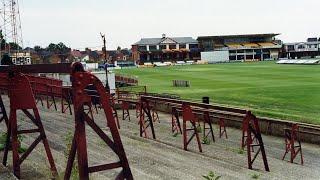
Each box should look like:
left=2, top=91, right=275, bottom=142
left=100, top=33, right=108, bottom=91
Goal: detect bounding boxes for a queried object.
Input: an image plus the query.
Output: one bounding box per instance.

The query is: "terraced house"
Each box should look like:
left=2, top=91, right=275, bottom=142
left=132, top=34, right=200, bottom=64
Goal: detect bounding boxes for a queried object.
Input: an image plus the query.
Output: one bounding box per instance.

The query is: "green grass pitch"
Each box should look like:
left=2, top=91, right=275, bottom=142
left=116, top=61, right=320, bottom=124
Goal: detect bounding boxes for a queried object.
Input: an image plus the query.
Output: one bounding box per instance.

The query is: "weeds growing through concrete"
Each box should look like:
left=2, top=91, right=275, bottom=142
left=63, top=131, right=79, bottom=180
left=250, top=173, right=261, bottom=179
left=202, top=136, right=211, bottom=145
left=0, top=132, right=27, bottom=153
left=202, top=171, right=221, bottom=180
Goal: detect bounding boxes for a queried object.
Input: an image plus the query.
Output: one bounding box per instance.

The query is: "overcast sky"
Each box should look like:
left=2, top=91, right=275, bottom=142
left=21, top=0, right=320, bottom=50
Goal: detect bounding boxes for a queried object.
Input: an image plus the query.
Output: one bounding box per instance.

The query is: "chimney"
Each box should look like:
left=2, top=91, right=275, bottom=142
left=162, top=34, right=166, bottom=39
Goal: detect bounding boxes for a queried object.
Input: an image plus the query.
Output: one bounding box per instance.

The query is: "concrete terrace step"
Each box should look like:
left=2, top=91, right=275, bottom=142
left=0, top=164, right=17, bottom=180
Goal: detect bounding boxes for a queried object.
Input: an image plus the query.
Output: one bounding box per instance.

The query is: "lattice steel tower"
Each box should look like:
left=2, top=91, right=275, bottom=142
left=0, top=0, right=23, bottom=55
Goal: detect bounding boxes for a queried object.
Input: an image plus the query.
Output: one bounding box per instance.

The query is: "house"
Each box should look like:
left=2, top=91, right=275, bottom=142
left=70, top=50, right=83, bottom=62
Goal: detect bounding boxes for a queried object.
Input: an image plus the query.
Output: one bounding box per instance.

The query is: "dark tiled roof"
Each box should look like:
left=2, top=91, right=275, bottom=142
left=89, top=51, right=100, bottom=59
left=107, top=50, right=117, bottom=56
left=134, top=37, right=198, bottom=45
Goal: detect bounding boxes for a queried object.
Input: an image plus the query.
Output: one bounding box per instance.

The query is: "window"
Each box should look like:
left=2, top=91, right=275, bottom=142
left=138, top=46, right=147, bottom=51
left=287, top=45, right=295, bottom=51
left=298, top=44, right=305, bottom=49
left=160, top=45, right=166, bottom=50
left=169, top=44, right=176, bottom=49
left=254, top=49, right=262, bottom=54
left=149, top=45, right=157, bottom=50
left=189, top=44, right=198, bottom=49
left=179, top=44, right=186, bottom=49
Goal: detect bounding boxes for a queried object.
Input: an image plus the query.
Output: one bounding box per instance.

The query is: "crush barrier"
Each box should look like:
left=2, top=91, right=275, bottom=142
left=0, top=63, right=133, bottom=180
left=135, top=95, right=270, bottom=171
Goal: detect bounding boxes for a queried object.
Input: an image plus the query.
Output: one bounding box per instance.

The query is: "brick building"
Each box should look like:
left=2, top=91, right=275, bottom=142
left=132, top=34, right=200, bottom=64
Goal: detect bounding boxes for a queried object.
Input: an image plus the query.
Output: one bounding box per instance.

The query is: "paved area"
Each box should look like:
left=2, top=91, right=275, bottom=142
left=0, top=96, right=319, bottom=179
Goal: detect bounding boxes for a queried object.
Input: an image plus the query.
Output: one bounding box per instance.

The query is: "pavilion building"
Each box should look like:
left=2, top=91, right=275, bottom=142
left=132, top=34, right=200, bottom=64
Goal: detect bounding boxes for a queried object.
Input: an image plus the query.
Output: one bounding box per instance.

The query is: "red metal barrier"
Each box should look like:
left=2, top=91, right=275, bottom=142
left=1, top=72, right=57, bottom=178
left=115, top=74, right=138, bottom=86
left=110, top=96, right=120, bottom=129
left=140, top=95, right=269, bottom=171
left=282, top=124, right=303, bottom=165
left=139, top=99, right=156, bottom=139
left=121, top=101, right=130, bottom=121
left=150, top=101, right=160, bottom=123
left=218, top=118, right=227, bottom=139
left=0, top=63, right=133, bottom=179
left=182, top=103, right=202, bottom=152
left=27, top=75, right=63, bottom=111
left=171, top=106, right=182, bottom=134
left=64, top=63, right=133, bottom=179
left=61, top=86, right=73, bottom=115
left=242, top=111, right=269, bottom=171
left=202, top=111, right=215, bottom=142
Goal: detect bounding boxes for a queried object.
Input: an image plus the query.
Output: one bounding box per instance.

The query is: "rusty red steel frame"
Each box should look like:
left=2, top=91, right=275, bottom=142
left=282, top=124, right=303, bottom=165
left=182, top=103, right=202, bottom=152
left=64, top=63, right=133, bottom=179
left=139, top=95, right=270, bottom=171
left=0, top=72, right=58, bottom=178
left=0, top=63, right=133, bottom=179
left=242, top=111, right=270, bottom=171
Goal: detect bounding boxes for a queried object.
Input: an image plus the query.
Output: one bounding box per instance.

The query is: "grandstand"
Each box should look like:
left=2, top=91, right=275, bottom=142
left=198, top=33, right=282, bottom=63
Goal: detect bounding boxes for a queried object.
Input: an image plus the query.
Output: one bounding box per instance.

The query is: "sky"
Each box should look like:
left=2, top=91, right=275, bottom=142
left=19, top=0, right=320, bottom=50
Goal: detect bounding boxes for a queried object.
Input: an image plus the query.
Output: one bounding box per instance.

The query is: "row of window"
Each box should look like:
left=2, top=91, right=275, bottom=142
left=138, top=44, right=198, bottom=51
left=229, top=54, right=271, bottom=60
left=287, top=44, right=319, bottom=51
left=229, top=49, right=270, bottom=54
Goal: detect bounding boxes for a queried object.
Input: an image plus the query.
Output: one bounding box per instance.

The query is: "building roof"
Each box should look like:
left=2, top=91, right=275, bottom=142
left=71, top=50, right=82, bottom=58
left=197, top=33, right=280, bottom=40
left=133, top=37, right=198, bottom=45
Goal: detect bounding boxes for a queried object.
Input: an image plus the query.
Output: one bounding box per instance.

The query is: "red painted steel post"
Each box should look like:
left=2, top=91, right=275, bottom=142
left=219, top=118, right=227, bottom=139
left=202, top=111, right=215, bottom=142
left=110, top=96, right=120, bottom=129
left=151, top=101, right=159, bottom=123
left=246, top=119, right=253, bottom=170
left=122, top=101, right=130, bottom=121
left=182, top=103, right=202, bottom=152
left=64, top=62, right=133, bottom=180
left=2, top=73, right=57, bottom=178
left=282, top=124, right=303, bottom=165
left=244, top=111, right=269, bottom=171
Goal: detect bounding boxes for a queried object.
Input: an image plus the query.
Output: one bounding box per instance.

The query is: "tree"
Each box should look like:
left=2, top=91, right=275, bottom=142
left=0, top=30, right=5, bottom=51
left=0, top=30, right=21, bottom=51
left=8, top=42, right=22, bottom=50
left=117, top=46, right=121, bottom=52
left=34, top=45, right=43, bottom=52
left=46, top=42, right=71, bottom=63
